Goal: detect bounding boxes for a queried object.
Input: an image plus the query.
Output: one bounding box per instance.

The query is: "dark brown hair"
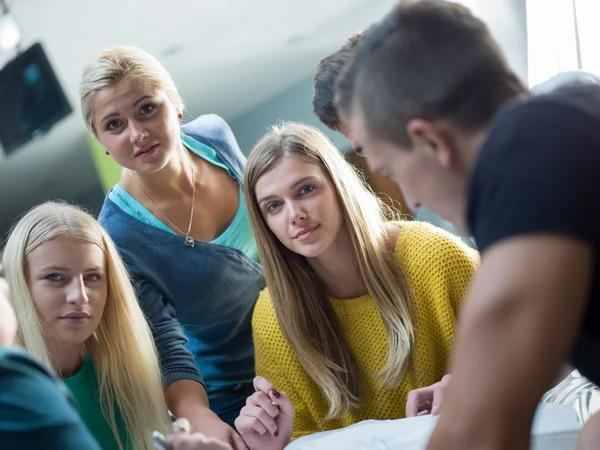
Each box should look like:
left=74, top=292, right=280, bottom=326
left=313, top=32, right=366, bottom=130
left=337, top=0, right=529, bottom=147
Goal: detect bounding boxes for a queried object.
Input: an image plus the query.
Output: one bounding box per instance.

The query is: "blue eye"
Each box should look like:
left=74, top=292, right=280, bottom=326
left=266, top=202, right=281, bottom=214
left=45, top=274, right=63, bottom=282
left=85, top=274, right=101, bottom=282
left=299, top=185, right=316, bottom=195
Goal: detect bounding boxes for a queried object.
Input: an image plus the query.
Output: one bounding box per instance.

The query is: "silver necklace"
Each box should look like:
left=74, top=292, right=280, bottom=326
left=128, top=157, right=196, bottom=248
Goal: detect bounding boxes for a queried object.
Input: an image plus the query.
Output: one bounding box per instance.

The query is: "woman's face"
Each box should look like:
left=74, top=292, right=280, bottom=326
left=26, top=236, right=107, bottom=348
left=254, top=156, right=345, bottom=259
left=92, top=77, right=181, bottom=174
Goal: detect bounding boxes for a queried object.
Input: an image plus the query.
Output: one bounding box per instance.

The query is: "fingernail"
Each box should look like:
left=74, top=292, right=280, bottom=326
left=274, top=430, right=279, bottom=437
left=271, top=390, right=281, bottom=398
left=274, top=415, right=280, bottom=421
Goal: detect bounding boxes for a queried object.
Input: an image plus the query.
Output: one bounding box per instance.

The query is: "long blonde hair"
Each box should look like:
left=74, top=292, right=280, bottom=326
left=2, top=202, right=170, bottom=450
left=244, top=122, right=415, bottom=419
left=79, top=45, right=184, bottom=138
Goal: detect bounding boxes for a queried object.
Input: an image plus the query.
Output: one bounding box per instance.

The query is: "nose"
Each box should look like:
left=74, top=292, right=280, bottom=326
left=288, top=201, right=307, bottom=226
left=66, top=278, right=89, bottom=307
left=128, top=121, right=148, bottom=144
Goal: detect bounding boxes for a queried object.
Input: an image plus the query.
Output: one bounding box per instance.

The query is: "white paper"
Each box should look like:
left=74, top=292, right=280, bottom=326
left=286, top=403, right=581, bottom=450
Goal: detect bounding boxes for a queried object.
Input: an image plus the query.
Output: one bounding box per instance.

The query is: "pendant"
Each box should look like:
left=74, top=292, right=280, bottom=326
left=185, top=236, right=195, bottom=248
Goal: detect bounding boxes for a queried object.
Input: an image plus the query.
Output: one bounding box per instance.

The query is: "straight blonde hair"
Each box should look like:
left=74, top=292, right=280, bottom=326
left=244, top=122, right=415, bottom=419
left=2, top=202, right=170, bottom=450
left=79, top=45, right=184, bottom=138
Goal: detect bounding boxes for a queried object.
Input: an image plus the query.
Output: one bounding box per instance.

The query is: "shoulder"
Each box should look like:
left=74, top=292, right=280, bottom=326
left=394, top=220, right=479, bottom=281
left=0, top=347, right=51, bottom=379
left=469, top=88, right=600, bottom=251
left=97, top=195, right=130, bottom=235
left=181, top=114, right=242, bottom=152
left=480, top=90, right=600, bottom=176
left=0, top=348, right=73, bottom=418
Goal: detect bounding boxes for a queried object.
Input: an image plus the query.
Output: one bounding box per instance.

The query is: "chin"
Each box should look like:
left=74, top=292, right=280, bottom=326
left=292, top=243, right=326, bottom=259
left=59, top=330, right=95, bottom=346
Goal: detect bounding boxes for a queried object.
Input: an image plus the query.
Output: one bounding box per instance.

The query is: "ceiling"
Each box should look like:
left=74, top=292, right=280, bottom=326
left=0, top=0, right=401, bottom=160
left=0, top=0, right=527, bottom=162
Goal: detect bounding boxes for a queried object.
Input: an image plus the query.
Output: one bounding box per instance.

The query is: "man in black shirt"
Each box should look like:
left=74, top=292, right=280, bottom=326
left=336, top=0, right=600, bottom=449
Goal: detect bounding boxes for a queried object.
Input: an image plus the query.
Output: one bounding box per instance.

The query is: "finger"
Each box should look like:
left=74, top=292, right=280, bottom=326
left=236, top=413, right=269, bottom=436
left=431, top=385, right=445, bottom=415
left=253, top=376, right=276, bottom=396
left=268, top=390, right=294, bottom=417
left=230, top=432, right=249, bottom=450
left=172, top=417, right=191, bottom=434
left=406, top=388, right=429, bottom=417
left=248, top=391, right=279, bottom=418
left=247, top=404, right=279, bottom=436
left=418, top=400, right=431, bottom=412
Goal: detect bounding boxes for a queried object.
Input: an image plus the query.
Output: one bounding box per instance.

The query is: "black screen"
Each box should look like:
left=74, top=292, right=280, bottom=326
left=0, top=42, right=72, bottom=154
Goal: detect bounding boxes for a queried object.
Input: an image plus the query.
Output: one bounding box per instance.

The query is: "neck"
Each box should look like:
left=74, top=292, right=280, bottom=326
left=307, top=226, right=368, bottom=299
left=445, top=126, right=490, bottom=234
left=48, top=341, right=86, bottom=378
left=127, top=140, right=196, bottom=199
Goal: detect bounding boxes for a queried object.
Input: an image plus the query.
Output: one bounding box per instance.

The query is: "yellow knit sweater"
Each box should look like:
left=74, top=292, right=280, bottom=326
left=252, top=221, right=479, bottom=439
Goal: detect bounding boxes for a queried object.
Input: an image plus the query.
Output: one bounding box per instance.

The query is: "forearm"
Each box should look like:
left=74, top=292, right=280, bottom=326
left=436, top=294, right=575, bottom=449
left=166, top=379, right=214, bottom=431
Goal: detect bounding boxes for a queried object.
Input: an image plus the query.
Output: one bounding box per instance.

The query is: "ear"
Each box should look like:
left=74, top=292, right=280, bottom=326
left=406, top=119, right=454, bottom=168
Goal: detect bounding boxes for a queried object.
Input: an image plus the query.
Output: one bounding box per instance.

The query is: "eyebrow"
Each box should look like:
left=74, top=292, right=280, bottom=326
left=37, top=265, right=104, bottom=273
left=99, top=95, right=153, bottom=124
left=257, top=176, right=318, bottom=204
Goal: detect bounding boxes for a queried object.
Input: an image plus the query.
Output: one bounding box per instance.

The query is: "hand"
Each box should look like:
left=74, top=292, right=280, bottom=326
left=170, top=432, right=233, bottom=450
left=161, top=418, right=233, bottom=450
left=406, top=374, right=451, bottom=417
left=235, top=376, right=294, bottom=450
left=0, top=274, right=17, bottom=347
left=193, top=409, right=248, bottom=450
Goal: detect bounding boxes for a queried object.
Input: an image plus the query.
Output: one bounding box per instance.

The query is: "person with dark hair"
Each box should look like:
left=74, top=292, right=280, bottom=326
left=314, top=29, right=468, bottom=239
left=338, top=0, right=600, bottom=449
left=313, top=31, right=366, bottom=151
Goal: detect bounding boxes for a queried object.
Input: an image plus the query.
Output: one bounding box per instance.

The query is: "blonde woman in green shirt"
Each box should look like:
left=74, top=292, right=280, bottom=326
left=2, top=202, right=171, bottom=450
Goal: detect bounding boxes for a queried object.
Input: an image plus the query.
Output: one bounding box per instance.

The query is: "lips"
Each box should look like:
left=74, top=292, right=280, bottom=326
left=294, top=225, right=319, bottom=240
left=60, top=312, right=90, bottom=319
left=134, top=143, right=159, bottom=157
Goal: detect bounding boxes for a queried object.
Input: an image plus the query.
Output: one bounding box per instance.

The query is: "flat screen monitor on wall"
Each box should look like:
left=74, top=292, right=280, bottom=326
left=0, top=42, right=72, bottom=155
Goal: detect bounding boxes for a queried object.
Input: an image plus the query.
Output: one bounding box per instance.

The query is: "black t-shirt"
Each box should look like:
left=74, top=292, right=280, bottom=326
left=468, top=84, right=600, bottom=385
left=0, top=347, right=100, bottom=449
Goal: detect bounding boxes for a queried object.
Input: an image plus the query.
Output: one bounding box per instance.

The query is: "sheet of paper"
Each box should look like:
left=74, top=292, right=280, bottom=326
left=286, top=403, right=581, bottom=450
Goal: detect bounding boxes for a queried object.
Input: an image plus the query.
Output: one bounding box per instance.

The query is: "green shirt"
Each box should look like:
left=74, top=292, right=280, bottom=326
left=63, top=354, right=131, bottom=450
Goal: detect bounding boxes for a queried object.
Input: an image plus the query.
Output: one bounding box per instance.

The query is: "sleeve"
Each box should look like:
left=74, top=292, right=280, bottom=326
left=468, top=101, right=600, bottom=253
left=135, top=278, right=205, bottom=388
left=0, top=349, right=101, bottom=450
left=252, top=291, right=319, bottom=439
left=403, top=222, right=479, bottom=317
left=189, top=114, right=247, bottom=163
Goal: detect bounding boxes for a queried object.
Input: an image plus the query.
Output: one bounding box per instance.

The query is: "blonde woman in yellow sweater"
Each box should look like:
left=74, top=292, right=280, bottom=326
left=235, top=122, right=478, bottom=450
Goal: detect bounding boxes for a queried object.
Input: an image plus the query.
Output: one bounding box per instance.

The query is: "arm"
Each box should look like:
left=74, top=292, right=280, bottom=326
left=427, top=234, right=592, bottom=450
left=136, top=279, right=247, bottom=449
left=0, top=348, right=101, bottom=450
